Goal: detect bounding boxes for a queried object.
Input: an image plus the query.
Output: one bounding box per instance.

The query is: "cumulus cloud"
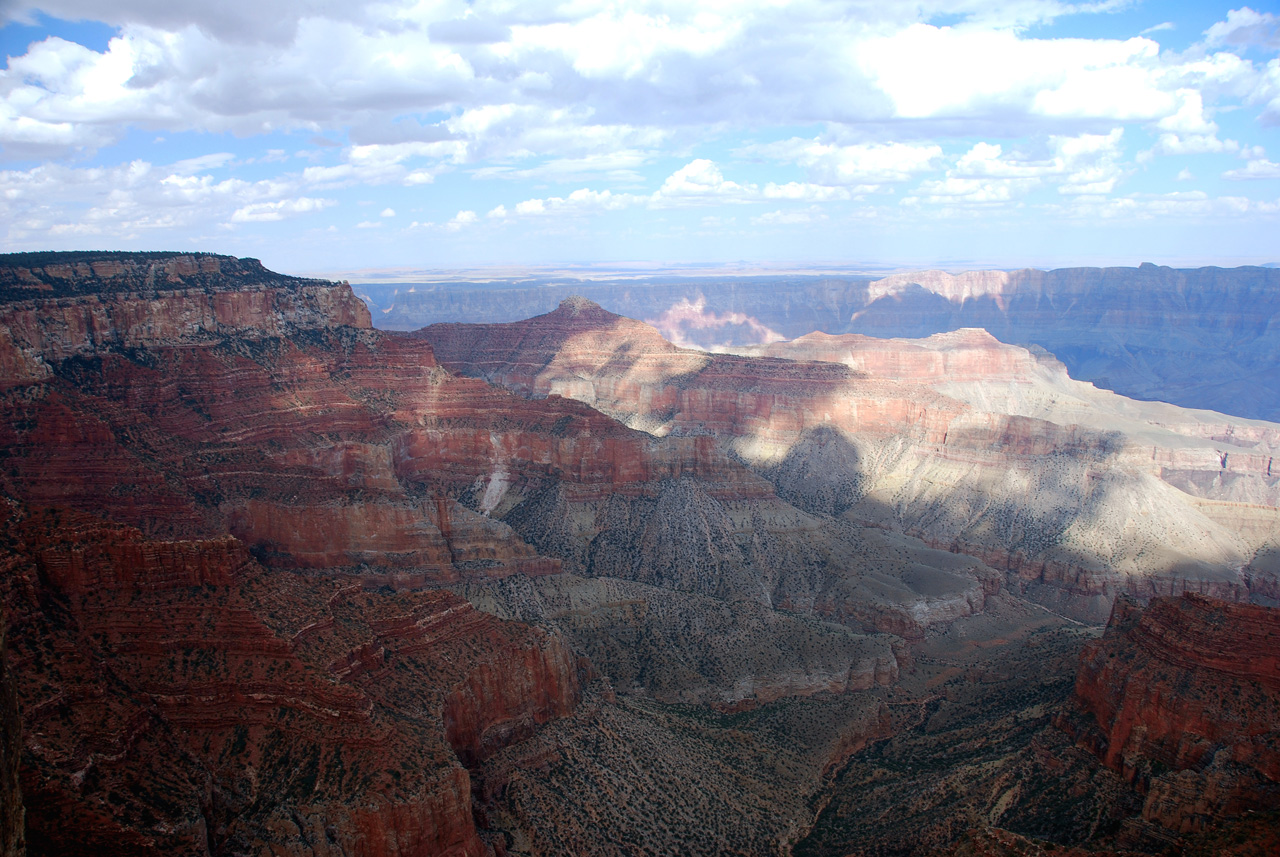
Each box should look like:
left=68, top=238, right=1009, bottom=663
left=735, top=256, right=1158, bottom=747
left=1223, top=158, right=1280, bottom=179
left=2, top=0, right=1271, bottom=165
left=0, top=157, right=334, bottom=244
left=745, top=139, right=942, bottom=188
left=656, top=159, right=756, bottom=203
left=1204, top=7, right=1280, bottom=52
left=2, top=0, right=1279, bottom=255
left=231, top=197, right=334, bottom=222
left=904, top=129, right=1126, bottom=205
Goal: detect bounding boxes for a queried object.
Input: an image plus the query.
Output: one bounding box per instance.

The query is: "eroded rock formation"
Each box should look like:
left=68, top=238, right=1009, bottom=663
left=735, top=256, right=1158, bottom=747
left=0, top=253, right=601, bottom=854
left=1060, top=594, right=1280, bottom=838
left=370, top=264, right=1280, bottom=422
left=0, top=611, right=23, bottom=857
left=421, top=299, right=1280, bottom=621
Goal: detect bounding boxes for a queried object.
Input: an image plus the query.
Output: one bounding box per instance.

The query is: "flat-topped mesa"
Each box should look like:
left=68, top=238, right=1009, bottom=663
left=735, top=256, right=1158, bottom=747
left=1060, top=593, right=1280, bottom=834
left=754, top=327, right=1057, bottom=384
left=0, top=252, right=371, bottom=388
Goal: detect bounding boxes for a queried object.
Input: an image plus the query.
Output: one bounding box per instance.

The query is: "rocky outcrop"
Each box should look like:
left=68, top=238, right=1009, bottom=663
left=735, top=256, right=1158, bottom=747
left=3, top=499, right=583, bottom=857
left=369, top=264, right=1280, bottom=422
left=0, top=253, right=370, bottom=390
left=0, top=612, right=23, bottom=857
left=1061, top=594, right=1280, bottom=836
left=421, top=299, right=1280, bottom=621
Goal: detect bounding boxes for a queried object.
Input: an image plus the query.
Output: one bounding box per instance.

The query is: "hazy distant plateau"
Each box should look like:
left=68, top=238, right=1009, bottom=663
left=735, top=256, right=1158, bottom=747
left=361, top=263, right=1280, bottom=423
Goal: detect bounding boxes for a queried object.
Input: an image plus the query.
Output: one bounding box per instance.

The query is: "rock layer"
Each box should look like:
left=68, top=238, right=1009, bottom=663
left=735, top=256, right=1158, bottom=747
left=369, top=264, right=1280, bottom=422
left=0, top=253, right=625, bottom=854
left=1061, top=594, right=1280, bottom=836
left=0, top=612, right=23, bottom=857
left=421, top=299, right=1280, bottom=621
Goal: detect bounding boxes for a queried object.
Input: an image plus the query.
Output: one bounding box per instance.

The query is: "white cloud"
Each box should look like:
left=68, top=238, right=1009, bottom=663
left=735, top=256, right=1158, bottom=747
left=445, top=209, right=478, bottom=231
left=3, top=0, right=1280, bottom=257
left=0, top=156, right=334, bottom=243
left=380, top=207, right=396, bottom=217
left=746, top=139, right=942, bottom=187
left=752, top=207, right=826, bottom=225
left=1204, top=7, right=1280, bottom=52
left=471, top=150, right=652, bottom=184
left=1223, top=158, right=1280, bottom=180
left=1144, top=89, right=1239, bottom=157
left=907, top=129, right=1126, bottom=204
left=230, top=197, right=334, bottom=222
left=656, top=159, right=756, bottom=203
left=2, top=1, right=1269, bottom=166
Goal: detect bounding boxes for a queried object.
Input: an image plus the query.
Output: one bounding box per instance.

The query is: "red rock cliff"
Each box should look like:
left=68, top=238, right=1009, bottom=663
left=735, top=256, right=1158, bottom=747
left=1061, top=594, right=1280, bottom=834
left=0, top=611, right=23, bottom=857
left=0, top=253, right=624, bottom=855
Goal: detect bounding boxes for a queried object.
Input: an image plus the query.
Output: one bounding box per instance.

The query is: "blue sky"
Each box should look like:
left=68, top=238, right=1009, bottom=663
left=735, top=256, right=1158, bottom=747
left=2, top=1, right=1279, bottom=276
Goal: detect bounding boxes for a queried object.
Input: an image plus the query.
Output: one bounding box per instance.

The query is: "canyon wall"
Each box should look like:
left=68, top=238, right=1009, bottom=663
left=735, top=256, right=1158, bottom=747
left=422, top=298, right=1280, bottom=621
left=2, top=251, right=932, bottom=854
left=0, top=253, right=604, bottom=854
left=373, top=264, right=1280, bottom=422
left=1061, top=594, right=1280, bottom=837
left=0, top=612, right=22, bottom=857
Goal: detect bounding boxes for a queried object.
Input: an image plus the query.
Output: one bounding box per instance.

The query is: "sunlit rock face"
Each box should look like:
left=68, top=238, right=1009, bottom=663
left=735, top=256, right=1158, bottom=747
left=422, top=298, right=1280, bottom=622
left=856, top=265, right=1280, bottom=423
left=373, top=264, right=1280, bottom=422
left=1060, top=594, right=1280, bottom=836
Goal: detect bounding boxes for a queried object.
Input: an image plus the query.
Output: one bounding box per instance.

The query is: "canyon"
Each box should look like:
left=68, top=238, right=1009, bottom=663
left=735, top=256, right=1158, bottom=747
left=421, top=298, right=1280, bottom=623
left=372, top=263, right=1280, bottom=422
left=0, top=251, right=1276, bottom=855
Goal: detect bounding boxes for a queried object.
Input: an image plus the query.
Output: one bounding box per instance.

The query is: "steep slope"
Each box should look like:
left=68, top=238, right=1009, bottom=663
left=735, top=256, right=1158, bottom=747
left=2, top=252, right=954, bottom=854
left=0, top=612, right=22, bottom=857
left=0, top=253, right=607, bottom=855
left=370, top=264, right=1280, bottom=421
left=858, top=265, right=1280, bottom=422
left=1060, top=594, right=1280, bottom=838
left=421, top=300, right=1280, bottom=621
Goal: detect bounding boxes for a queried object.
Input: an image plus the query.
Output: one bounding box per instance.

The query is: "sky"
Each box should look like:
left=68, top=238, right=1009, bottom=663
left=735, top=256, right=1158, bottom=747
left=2, top=0, right=1280, bottom=275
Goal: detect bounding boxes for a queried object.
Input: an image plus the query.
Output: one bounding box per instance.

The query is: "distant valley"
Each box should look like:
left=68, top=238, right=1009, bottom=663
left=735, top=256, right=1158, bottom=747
left=366, top=264, right=1280, bottom=423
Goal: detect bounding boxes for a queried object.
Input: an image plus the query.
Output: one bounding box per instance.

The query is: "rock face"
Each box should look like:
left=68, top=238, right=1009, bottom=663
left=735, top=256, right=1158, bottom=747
left=0, top=613, right=23, bottom=857
left=0, top=253, right=617, bottom=854
left=858, top=265, right=1280, bottom=423
left=0, top=252, right=939, bottom=854
left=1062, top=594, right=1280, bottom=837
left=421, top=299, right=1280, bottom=621
left=368, top=264, right=1280, bottom=422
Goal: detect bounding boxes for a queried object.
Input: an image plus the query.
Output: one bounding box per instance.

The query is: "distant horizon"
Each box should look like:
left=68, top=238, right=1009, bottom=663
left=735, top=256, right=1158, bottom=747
left=306, top=255, right=1280, bottom=284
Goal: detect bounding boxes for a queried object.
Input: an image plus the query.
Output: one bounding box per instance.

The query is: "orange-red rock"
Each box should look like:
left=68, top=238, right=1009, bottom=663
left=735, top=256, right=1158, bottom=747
left=1061, top=594, right=1280, bottom=834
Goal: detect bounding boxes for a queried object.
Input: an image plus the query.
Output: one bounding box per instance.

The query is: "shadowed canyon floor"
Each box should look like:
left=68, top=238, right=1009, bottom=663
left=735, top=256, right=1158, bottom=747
left=0, top=252, right=1277, bottom=855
